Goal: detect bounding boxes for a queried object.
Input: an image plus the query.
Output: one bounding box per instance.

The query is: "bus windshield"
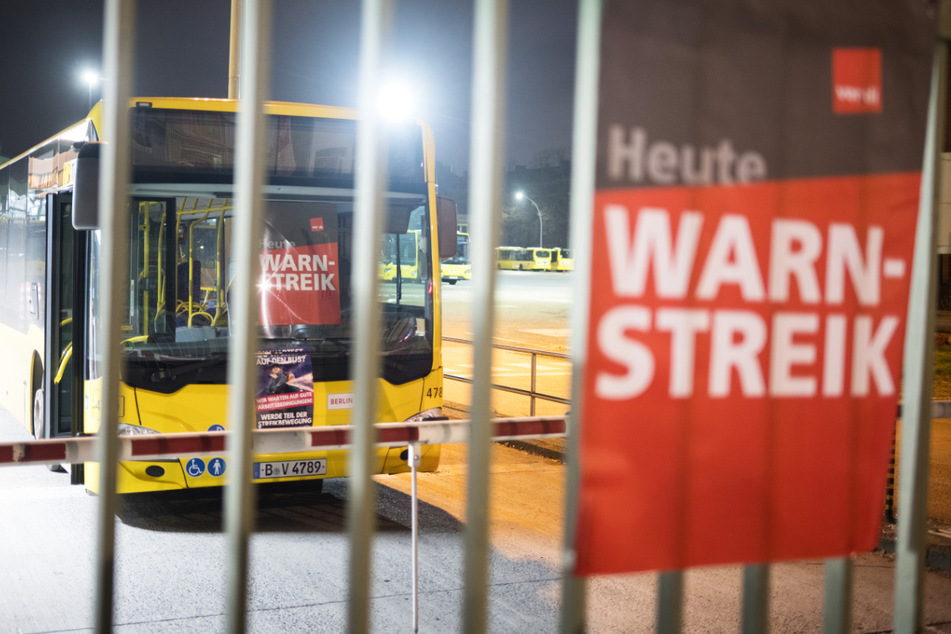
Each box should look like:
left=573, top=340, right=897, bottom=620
left=91, top=195, right=433, bottom=394
left=88, top=107, right=435, bottom=394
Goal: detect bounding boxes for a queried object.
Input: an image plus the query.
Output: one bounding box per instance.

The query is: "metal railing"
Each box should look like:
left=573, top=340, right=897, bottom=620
left=442, top=335, right=570, bottom=416
left=0, top=418, right=567, bottom=471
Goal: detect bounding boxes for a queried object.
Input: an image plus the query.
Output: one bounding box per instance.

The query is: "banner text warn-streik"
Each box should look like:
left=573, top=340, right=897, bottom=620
left=595, top=206, right=903, bottom=401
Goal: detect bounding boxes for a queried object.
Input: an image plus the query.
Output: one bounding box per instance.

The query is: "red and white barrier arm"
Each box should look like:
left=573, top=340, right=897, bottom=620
left=0, top=416, right=567, bottom=467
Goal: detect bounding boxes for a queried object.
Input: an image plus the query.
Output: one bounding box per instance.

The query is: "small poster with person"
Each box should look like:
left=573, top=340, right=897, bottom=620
left=255, top=348, right=314, bottom=428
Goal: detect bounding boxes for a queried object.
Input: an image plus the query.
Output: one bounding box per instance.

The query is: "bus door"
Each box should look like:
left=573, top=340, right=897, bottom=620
left=42, top=193, right=85, bottom=445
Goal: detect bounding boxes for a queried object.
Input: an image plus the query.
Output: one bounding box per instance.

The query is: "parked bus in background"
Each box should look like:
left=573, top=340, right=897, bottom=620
left=495, top=246, right=527, bottom=270
left=496, top=246, right=551, bottom=270
left=496, top=246, right=552, bottom=271
left=440, top=232, right=471, bottom=284
left=527, top=247, right=552, bottom=270
left=547, top=247, right=573, bottom=272
left=0, top=97, right=457, bottom=493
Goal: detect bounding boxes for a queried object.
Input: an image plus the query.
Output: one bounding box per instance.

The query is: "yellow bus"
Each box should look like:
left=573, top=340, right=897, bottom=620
left=547, top=247, right=573, bottom=272
left=440, top=232, right=471, bottom=284
left=528, top=247, right=553, bottom=270
left=0, top=97, right=456, bottom=493
left=496, top=246, right=551, bottom=271
left=495, top=246, right=527, bottom=270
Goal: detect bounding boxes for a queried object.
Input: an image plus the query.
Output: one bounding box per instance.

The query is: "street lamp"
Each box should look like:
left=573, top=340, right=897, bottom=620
left=81, top=70, right=100, bottom=111
left=515, top=191, right=543, bottom=247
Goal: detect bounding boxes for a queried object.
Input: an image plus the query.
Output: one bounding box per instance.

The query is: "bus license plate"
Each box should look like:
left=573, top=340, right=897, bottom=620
left=253, top=459, right=327, bottom=480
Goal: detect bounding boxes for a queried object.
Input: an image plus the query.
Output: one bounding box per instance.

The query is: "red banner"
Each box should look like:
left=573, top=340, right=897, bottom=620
left=577, top=0, right=935, bottom=574
left=259, top=202, right=341, bottom=327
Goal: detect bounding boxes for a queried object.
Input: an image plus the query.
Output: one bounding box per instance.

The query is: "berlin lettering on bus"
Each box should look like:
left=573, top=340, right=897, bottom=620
left=595, top=204, right=904, bottom=400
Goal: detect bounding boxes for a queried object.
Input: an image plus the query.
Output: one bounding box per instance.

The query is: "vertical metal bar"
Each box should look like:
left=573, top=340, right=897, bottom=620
left=409, top=442, right=421, bottom=633
left=349, top=1, right=393, bottom=631
left=656, top=571, right=684, bottom=634
left=741, top=564, right=770, bottom=633
left=464, top=0, right=508, bottom=631
left=224, top=0, right=271, bottom=632
left=228, top=0, right=240, bottom=99
left=559, top=0, right=601, bottom=631
left=93, top=1, right=135, bottom=631
left=894, top=15, right=947, bottom=631
left=530, top=352, right=537, bottom=416
left=823, top=557, right=853, bottom=633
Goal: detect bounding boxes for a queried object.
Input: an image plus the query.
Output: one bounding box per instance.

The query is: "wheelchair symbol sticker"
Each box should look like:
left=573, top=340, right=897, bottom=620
left=208, top=457, right=226, bottom=477
left=208, top=424, right=225, bottom=432
left=186, top=458, right=205, bottom=477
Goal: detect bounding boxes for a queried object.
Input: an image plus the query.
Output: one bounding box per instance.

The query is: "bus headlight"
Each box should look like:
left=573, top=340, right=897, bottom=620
left=117, top=422, right=160, bottom=436
left=399, top=408, right=443, bottom=464
left=403, top=408, right=443, bottom=423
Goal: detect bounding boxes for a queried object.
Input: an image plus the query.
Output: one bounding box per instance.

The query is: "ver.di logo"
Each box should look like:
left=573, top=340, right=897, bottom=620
left=832, top=48, right=882, bottom=114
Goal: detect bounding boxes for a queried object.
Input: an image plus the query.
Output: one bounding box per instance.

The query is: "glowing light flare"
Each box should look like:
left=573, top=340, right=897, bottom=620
left=79, top=68, right=102, bottom=111
left=81, top=69, right=101, bottom=89
left=377, top=79, right=417, bottom=123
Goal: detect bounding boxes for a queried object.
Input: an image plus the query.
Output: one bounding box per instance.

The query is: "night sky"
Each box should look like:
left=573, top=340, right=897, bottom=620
left=0, top=0, right=578, bottom=172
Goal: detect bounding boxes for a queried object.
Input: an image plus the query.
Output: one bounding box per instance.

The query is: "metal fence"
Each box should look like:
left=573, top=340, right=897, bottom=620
left=1, top=0, right=945, bottom=632
left=442, top=336, right=570, bottom=417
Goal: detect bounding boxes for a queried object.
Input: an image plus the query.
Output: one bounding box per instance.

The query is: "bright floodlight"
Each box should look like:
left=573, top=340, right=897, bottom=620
left=81, top=69, right=100, bottom=88
left=377, top=80, right=416, bottom=122
left=81, top=69, right=101, bottom=111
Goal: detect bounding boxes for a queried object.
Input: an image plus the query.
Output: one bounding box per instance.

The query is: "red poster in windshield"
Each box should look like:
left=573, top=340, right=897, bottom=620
left=259, top=202, right=341, bottom=327
left=576, top=0, right=935, bottom=575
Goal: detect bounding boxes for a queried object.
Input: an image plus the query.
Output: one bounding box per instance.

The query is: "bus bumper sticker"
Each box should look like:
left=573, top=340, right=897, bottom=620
left=185, top=458, right=205, bottom=477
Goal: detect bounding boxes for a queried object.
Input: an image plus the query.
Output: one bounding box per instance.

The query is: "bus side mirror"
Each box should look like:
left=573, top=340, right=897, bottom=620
left=72, top=142, right=102, bottom=230
left=437, top=196, right=457, bottom=259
